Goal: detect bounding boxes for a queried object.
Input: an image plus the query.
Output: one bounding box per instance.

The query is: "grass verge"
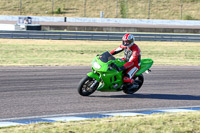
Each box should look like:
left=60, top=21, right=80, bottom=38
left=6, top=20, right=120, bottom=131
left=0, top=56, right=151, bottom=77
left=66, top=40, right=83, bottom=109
left=0, top=39, right=199, bottom=66
left=0, top=111, right=200, bottom=133
left=0, top=0, right=200, bottom=20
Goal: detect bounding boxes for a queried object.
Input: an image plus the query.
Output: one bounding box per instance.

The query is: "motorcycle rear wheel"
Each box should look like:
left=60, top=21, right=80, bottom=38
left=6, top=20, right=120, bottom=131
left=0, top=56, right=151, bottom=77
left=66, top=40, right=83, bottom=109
left=78, top=76, right=99, bottom=96
left=123, top=74, right=144, bottom=94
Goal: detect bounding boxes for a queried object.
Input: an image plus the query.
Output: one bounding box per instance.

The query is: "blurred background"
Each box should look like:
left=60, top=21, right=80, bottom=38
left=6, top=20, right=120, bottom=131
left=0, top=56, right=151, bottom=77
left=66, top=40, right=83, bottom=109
left=0, top=0, right=200, bottom=20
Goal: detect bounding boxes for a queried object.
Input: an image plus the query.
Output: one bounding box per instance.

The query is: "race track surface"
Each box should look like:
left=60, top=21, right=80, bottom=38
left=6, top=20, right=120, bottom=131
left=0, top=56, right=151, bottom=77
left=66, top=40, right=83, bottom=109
left=0, top=66, right=199, bottom=120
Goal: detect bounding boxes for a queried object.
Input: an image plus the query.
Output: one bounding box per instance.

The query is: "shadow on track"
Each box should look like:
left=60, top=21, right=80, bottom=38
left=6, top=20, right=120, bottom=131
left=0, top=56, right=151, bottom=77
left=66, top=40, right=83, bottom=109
left=91, top=93, right=200, bottom=100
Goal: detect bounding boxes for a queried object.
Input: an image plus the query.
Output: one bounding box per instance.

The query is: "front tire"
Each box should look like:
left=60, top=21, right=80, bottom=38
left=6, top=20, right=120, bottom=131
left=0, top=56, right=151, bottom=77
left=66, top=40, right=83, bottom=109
left=78, top=76, right=99, bottom=96
left=123, top=74, right=144, bottom=94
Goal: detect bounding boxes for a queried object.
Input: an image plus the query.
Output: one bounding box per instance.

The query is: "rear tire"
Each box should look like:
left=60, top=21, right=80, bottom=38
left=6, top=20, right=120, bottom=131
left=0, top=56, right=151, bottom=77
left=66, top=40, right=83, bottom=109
left=78, top=76, right=99, bottom=96
left=123, top=74, right=144, bottom=94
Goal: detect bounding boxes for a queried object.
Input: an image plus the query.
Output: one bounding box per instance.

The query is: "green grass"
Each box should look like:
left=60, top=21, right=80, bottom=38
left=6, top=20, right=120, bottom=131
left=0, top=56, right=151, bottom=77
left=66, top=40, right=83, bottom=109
left=0, top=0, right=200, bottom=20
left=0, top=111, right=200, bottom=133
left=0, top=39, right=199, bottom=66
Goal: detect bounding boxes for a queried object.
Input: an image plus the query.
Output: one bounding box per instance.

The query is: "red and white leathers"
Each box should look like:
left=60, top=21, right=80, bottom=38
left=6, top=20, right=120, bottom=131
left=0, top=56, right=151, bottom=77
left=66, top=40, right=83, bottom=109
left=110, top=44, right=141, bottom=84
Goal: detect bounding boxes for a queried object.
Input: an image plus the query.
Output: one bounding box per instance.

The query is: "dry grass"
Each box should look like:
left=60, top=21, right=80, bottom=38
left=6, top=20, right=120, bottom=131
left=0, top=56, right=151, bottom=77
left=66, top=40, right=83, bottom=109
left=0, top=111, right=200, bottom=133
left=0, top=0, right=200, bottom=20
left=0, top=39, right=199, bottom=66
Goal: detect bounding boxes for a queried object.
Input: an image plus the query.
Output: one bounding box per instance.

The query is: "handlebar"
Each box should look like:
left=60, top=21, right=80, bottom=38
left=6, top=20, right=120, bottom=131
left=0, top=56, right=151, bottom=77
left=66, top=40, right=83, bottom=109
left=110, top=63, right=120, bottom=71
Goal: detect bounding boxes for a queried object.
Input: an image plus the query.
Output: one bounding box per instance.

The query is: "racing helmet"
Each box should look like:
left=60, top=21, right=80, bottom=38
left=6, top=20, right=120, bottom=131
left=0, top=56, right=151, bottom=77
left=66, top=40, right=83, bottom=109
left=122, top=33, right=135, bottom=47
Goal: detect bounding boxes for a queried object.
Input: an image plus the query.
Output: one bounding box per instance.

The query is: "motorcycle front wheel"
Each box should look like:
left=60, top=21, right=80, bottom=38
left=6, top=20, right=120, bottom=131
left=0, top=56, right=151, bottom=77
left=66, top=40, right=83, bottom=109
left=78, top=76, right=99, bottom=96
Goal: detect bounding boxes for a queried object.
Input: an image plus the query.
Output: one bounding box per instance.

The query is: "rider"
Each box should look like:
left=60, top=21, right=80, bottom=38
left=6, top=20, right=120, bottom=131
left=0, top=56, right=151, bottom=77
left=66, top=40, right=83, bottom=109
left=110, top=33, right=141, bottom=86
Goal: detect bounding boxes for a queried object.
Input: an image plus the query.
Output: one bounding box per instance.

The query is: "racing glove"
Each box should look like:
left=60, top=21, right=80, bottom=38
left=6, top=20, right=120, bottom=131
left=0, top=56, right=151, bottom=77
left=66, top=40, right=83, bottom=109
left=117, top=66, right=126, bottom=71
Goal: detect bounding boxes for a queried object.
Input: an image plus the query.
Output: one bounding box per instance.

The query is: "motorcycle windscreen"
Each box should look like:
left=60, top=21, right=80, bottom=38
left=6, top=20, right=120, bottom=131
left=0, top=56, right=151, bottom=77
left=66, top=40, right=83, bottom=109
left=99, top=51, right=116, bottom=63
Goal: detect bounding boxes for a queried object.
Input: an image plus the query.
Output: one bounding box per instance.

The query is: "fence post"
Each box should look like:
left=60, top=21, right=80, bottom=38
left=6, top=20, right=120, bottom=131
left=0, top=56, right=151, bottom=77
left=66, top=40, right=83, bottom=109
left=52, top=0, right=54, bottom=15
left=148, top=0, right=151, bottom=19
left=84, top=0, right=87, bottom=17
left=181, top=0, right=183, bottom=20
left=116, top=0, right=118, bottom=18
left=19, top=0, right=22, bottom=15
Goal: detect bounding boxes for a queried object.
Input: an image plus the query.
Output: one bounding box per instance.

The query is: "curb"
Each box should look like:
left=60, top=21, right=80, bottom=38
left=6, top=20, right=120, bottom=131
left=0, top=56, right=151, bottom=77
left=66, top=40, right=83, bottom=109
left=1, top=106, right=200, bottom=127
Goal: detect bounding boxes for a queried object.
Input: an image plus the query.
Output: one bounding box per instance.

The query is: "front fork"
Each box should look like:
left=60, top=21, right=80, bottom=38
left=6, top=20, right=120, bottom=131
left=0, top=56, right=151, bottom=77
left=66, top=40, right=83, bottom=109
left=90, top=80, right=98, bottom=89
left=87, top=72, right=101, bottom=89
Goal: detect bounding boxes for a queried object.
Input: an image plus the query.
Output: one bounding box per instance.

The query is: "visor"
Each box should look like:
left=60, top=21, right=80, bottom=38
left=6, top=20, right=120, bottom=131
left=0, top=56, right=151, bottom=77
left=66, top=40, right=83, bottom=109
left=123, top=41, right=130, bottom=46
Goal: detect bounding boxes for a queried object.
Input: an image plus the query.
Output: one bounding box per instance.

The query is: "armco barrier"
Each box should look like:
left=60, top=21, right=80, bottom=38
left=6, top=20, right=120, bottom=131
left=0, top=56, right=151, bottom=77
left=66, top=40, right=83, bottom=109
left=0, top=31, right=200, bottom=42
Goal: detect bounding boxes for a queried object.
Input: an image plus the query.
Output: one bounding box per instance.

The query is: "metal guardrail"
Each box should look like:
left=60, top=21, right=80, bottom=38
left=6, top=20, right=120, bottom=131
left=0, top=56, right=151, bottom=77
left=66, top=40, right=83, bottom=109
left=0, top=31, right=200, bottom=42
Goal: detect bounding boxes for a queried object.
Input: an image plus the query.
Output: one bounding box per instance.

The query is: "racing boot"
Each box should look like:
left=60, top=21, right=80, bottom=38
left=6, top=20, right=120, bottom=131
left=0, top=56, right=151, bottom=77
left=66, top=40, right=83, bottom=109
left=123, top=77, right=134, bottom=84
left=123, top=77, right=139, bottom=90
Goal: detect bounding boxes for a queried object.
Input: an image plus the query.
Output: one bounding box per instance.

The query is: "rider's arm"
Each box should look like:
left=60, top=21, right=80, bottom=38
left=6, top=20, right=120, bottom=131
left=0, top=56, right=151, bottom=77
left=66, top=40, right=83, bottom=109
left=110, top=44, right=124, bottom=55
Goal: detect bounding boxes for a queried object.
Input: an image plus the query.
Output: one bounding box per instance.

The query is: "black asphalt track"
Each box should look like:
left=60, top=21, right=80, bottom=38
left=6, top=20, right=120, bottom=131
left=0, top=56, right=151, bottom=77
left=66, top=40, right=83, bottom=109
left=0, top=66, right=199, bottom=119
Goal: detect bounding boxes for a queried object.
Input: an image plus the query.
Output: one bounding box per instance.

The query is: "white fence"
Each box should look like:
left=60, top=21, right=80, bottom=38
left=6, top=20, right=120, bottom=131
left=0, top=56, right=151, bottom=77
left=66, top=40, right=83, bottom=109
left=1, top=15, right=200, bottom=26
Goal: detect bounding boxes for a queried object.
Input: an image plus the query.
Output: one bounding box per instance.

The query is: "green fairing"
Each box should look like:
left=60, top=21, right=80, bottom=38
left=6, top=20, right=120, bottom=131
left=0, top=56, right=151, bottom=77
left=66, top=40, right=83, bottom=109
left=135, top=59, right=154, bottom=76
left=87, top=51, right=153, bottom=92
left=87, top=72, right=101, bottom=82
left=96, top=68, right=124, bottom=92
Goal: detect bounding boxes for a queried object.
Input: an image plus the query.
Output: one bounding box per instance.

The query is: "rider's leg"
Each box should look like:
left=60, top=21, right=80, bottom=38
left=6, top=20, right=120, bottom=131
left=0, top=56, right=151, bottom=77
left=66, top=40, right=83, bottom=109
left=123, top=66, right=140, bottom=84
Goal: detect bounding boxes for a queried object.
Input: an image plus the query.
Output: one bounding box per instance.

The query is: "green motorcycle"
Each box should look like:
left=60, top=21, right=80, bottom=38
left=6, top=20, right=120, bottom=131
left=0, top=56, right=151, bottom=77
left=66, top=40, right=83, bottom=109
left=78, top=51, right=153, bottom=96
